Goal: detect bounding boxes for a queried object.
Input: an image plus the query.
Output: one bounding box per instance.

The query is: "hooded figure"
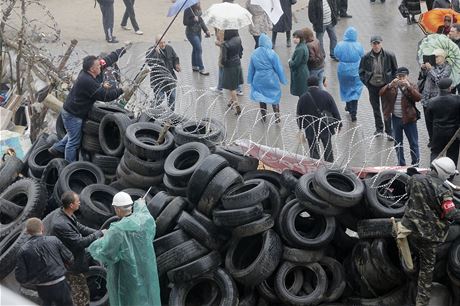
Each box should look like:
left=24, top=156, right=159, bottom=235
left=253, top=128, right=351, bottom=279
left=334, top=26, right=364, bottom=121
left=87, top=199, right=161, bottom=306
left=248, top=34, right=288, bottom=122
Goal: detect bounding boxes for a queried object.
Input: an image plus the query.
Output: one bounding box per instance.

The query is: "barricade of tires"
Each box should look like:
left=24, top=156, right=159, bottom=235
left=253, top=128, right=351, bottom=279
left=1, top=104, right=460, bottom=305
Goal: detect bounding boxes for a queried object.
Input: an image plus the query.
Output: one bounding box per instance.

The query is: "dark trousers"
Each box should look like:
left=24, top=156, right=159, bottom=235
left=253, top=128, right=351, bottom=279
left=426, top=0, right=434, bottom=10
left=391, top=115, right=419, bottom=166
left=305, top=129, right=334, bottom=162
left=339, top=0, right=348, bottom=15
left=253, top=35, right=260, bottom=49
left=272, top=31, right=291, bottom=45
left=121, top=0, right=139, bottom=31
left=99, top=2, right=114, bottom=41
left=37, top=280, right=74, bottom=306
left=431, top=127, right=460, bottom=166
left=260, top=102, right=280, bottom=116
left=423, top=106, right=433, bottom=143
left=346, top=100, right=358, bottom=116
left=411, top=238, right=438, bottom=306
left=368, top=84, right=392, bottom=134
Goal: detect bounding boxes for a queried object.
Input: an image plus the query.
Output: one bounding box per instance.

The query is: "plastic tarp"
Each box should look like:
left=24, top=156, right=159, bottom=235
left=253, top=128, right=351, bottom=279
left=0, top=130, right=31, bottom=159
left=87, top=199, right=161, bottom=306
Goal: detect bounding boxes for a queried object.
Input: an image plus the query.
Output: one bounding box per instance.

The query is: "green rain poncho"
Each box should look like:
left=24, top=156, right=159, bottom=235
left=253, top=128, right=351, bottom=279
left=87, top=199, right=161, bottom=306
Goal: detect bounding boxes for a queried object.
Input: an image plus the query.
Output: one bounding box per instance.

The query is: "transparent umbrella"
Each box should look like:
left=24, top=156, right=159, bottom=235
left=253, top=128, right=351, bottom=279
left=202, top=2, right=253, bottom=30
left=417, top=34, right=460, bottom=86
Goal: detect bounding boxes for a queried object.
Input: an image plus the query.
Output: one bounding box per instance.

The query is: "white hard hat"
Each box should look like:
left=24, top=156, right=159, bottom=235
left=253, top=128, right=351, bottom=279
left=431, top=157, right=459, bottom=181
left=112, top=192, right=133, bottom=207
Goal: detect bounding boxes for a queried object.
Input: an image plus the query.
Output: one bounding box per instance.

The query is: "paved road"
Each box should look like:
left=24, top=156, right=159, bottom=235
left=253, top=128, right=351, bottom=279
left=39, top=0, right=434, bottom=168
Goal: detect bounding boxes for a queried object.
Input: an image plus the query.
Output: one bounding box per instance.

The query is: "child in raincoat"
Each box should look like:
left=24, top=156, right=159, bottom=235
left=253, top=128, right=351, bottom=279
left=248, top=33, right=288, bottom=123
left=334, top=26, right=364, bottom=122
left=88, top=198, right=161, bottom=306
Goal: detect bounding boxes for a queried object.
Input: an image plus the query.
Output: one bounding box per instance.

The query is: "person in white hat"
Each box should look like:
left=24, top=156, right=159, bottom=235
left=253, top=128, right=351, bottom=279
left=88, top=192, right=161, bottom=306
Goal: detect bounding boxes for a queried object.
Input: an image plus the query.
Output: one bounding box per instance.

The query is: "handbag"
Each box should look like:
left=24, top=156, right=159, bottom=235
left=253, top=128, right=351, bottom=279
left=398, top=1, right=410, bottom=18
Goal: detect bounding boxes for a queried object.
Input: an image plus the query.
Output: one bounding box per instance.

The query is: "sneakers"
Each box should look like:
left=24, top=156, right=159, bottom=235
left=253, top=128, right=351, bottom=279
left=107, top=38, right=119, bottom=43
left=199, top=70, right=209, bottom=76
left=340, top=14, right=352, bottom=18
left=237, top=90, right=244, bottom=96
left=209, top=86, right=223, bottom=94
left=192, top=66, right=200, bottom=72
left=135, top=30, right=143, bottom=35
left=121, top=25, right=132, bottom=30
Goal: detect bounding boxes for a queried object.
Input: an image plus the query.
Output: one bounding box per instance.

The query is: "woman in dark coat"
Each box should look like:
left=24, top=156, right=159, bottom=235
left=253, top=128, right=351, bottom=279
left=289, top=30, right=309, bottom=97
left=222, top=30, right=244, bottom=115
left=403, top=0, right=421, bottom=24
left=272, top=0, right=293, bottom=48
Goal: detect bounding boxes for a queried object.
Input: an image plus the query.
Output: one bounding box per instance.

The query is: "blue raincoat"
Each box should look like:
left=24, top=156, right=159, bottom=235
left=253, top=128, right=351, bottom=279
left=88, top=200, right=161, bottom=306
left=248, top=34, right=288, bottom=104
left=334, top=27, right=364, bottom=102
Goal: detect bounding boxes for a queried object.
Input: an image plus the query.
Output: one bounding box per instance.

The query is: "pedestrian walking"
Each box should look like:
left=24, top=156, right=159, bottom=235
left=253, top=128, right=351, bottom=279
left=272, top=0, right=294, bottom=48
left=96, top=0, right=117, bottom=43
left=48, top=53, right=125, bottom=162
left=334, top=26, right=364, bottom=122
left=308, top=0, right=338, bottom=61
left=222, top=30, right=244, bottom=115
left=183, top=3, right=210, bottom=75
left=120, top=0, right=143, bottom=35
left=425, top=78, right=460, bottom=165
left=297, top=76, right=341, bottom=162
left=248, top=33, right=287, bottom=123
left=88, top=192, right=161, bottom=306
left=398, top=157, right=460, bottom=306
left=43, top=192, right=105, bottom=306
left=246, top=0, right=271, bottom=49
left=359, top=34, right=398, bottom=139
left=15, top=218, right=74, bottom=306
left=379, top=67, right=422, bottom=166
left=146, top=34, right=181, bottom=111
left=304, top=27, right=325, bottom=90
left=403, top=0, right=421, bottom=24
left=289, top=30, right=309, bottom=97
left=419, top=49, right=451, bottom=146
left=337, top=0, right=352, bottom=18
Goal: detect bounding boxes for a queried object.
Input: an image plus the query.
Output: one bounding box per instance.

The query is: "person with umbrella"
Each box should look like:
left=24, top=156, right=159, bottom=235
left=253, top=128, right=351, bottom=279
left=183, top=3, right=211, bottom=75
left=272, top=0, right=294, bottom=48
left=334, top=26, right=364, bottom=122
left=420, top=48, right=452, bottom=146
left=222, top=30, right=244, bottom=115
left=248, top=33, right=287, bottom=123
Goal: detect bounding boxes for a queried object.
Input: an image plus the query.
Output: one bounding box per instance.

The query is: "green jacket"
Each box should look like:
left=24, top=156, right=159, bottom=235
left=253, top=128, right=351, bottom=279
left=289, top=42, right=309, bottom=97
left=401, top=172, right=451, bottom=242
left=88, top=200, right=161, bottom=306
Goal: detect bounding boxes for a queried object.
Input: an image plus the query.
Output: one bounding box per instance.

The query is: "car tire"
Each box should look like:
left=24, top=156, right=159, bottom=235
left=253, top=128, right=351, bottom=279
left=99, top=113, right=131, bottom=157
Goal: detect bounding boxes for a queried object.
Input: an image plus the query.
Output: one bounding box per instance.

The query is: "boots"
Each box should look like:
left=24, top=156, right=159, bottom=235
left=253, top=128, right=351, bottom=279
left=273, top=104, right=281, bottom=123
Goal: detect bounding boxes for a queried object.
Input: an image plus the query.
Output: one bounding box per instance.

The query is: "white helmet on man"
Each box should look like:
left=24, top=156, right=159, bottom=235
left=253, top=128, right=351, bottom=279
left=431, top=157, right=459, bottom=181
left=112, top=191, right=133, bottom=207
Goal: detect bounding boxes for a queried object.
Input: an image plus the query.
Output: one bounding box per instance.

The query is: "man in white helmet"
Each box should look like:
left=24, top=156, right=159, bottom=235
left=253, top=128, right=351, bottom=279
left=88, top=192, right=161, bottom=306
left=398, top=157, right=460, bottom=306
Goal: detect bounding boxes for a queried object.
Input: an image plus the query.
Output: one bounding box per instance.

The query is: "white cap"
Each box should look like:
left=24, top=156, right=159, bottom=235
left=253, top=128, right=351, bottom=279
left=112, top=192, right=133, bottom=207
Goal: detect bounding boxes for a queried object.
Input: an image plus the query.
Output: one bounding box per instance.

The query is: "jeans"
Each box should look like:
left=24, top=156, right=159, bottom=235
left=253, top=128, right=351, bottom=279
left=218, top=67, right=242, bottom=92
left=37, top=280, right=74, bottom=306
left=391, top=115, right=419, bottom=166
left=99, top=2, right=114, bottom=41
left=309, top=68, right=325, bottom=90
left=305, top=130, right=334, bottom=162
left=368, top=84, right=392, bottom=135
left=186, top=32, right=204, bottom=71
left=316, top=24, right=337, bottom=57
left=121, top=0, right=139, bottom=31
left=52, top=109, right=83, bottom=163
left=153, top=87, right=176, bottom=110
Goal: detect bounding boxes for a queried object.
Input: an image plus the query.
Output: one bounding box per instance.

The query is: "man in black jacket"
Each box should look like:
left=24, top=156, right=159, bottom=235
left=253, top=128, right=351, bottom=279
left=44, top=192, right=105, bottom=306
left=49, top=52, right=125, bottom=162
left=16, top=218, right=74, bottom=306
left=426, top=78, right=460, bottom=165
left=297, top=76, right=341, bottom=162
left=146, top=34, right=181, bottom=110
left=308, top=0, right=338, bottom=60
left=359, top=35, right=398, bottom=138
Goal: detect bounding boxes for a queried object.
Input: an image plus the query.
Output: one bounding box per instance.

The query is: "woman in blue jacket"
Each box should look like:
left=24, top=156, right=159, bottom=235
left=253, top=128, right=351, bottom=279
left=334, top=26, right=364, bottom=122
left=248, top=33, right=288, bottom=123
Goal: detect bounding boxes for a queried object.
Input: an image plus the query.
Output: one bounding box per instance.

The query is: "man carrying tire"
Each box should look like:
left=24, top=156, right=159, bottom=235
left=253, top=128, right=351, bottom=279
left=88, top=192, right=161, bottom=306
left=398, top=157, right=460, bottom=306
left=49, top=53, right=127, bottom=163
left=15, top=218, right=74, bottom=306
left=44, top=192, right=105, bottom=306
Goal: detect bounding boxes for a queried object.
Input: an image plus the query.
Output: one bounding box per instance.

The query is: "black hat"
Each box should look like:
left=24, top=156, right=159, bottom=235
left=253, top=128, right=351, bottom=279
left=370, top=35, right=383, bottom=43
left=438, top=78, right=453, bottom=90
left=396, top=67, right=409, bottom=75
